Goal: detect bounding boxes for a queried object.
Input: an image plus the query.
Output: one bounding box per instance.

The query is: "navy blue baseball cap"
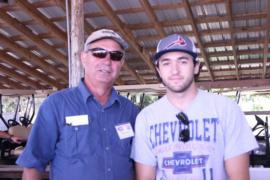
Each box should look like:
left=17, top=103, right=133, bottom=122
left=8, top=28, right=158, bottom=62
left=153, top=34, right=198, bottom=64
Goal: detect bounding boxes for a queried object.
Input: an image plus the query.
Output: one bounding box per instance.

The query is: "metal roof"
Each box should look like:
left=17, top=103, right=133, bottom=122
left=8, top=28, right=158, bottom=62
left=0, top=0, right=269, bottom=92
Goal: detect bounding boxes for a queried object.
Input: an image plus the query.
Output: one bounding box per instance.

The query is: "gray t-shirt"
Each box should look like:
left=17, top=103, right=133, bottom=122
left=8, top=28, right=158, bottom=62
left=131, top=89, right=258, bottom=180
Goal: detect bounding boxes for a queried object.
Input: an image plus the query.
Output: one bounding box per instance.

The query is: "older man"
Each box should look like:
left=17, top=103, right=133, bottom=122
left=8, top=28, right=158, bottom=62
left=17, top=29, right=139, bottom=180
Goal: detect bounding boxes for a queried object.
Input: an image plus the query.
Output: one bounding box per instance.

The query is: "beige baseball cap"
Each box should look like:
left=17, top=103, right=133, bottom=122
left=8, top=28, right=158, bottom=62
left=84, top=29, right=128, bottom=50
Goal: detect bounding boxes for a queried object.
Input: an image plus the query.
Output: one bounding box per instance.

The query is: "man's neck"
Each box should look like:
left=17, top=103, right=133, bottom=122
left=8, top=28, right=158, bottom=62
left=166, top=83, right=198, bottom=111
left=84, top=79, right=112, bottom=106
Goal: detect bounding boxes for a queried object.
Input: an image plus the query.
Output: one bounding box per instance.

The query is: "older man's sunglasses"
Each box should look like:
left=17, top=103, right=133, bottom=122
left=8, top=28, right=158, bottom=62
left=86, top=48, right=124, bottom=61
left=176, top=112, right=190, bottom=143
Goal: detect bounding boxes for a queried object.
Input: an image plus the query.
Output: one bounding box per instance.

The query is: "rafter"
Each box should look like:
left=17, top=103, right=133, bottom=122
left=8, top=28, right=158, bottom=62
left=95, top=0, right=154, bottom=84
left=139, top=0, right=165, bottom=37
left=0, top=34, right=67, bottom=82
left=15, top=0, right=66, bottom=41
left=226, top=0, right=239, bottom=80
left=0, top=9, right=68, bottom=66
left=0, top=64, right=44, bottom=89
left=262, top=1, right=270, bottom=79
left=0, top=76, right=27, bottom=89
left=0, top=50, right=65, bottom=89
left=183, top=0, right=214, bottom=81
left=204, top=38, right=265, bottom=48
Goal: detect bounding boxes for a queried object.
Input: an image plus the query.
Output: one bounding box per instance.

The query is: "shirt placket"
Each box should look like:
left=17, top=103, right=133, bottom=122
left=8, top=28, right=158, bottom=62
left=100, top=108, right=113, bottom=180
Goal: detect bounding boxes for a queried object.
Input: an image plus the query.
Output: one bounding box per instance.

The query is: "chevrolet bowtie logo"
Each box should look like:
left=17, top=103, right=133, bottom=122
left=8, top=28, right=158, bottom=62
left=162, top=151, right=208, bottom=174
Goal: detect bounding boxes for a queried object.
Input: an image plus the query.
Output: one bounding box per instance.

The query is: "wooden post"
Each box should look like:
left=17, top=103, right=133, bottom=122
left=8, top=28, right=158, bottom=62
left=68, top=0, right=84, bottom=87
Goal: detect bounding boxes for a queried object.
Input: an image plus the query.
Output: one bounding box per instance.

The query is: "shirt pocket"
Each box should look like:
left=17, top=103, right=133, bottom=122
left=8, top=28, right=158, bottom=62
left=63, top=125, right=98, bottom=157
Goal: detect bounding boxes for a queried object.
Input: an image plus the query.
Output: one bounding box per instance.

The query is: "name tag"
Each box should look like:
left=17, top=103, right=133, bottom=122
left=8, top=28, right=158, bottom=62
left=115, top=123, right=134, bottom=139
left=65, top=115, right=89, bottom=126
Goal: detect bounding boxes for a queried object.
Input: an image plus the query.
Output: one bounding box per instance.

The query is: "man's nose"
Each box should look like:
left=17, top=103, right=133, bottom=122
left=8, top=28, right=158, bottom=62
left=102, top=53, right=112, bottom=64
left=171, top=61, right=180, bottom=74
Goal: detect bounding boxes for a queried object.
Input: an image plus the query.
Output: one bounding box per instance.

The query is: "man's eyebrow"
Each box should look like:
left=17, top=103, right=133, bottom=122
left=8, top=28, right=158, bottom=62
left=177, top=56, right=189, bottom=60
left=159, top=57, right=170, bottom=61
left=160, top=55, right=189, bottom=61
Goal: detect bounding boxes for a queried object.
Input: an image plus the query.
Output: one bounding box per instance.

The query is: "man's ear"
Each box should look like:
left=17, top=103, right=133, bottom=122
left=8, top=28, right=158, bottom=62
left=194, top=61, right=201, bottom=75
left=120, top=58, right=125, bottom=66
left=80, top=52, right=87, bottom=67
left=155, top=65, right=163, bottom=83
left=155, top=65, right=160, bottom=74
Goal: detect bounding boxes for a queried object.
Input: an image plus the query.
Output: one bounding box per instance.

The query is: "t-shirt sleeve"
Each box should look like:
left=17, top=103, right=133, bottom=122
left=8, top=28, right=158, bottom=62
left=223, top=100, right=258, bottom=160
left=131, top=111, right=157, bottom=166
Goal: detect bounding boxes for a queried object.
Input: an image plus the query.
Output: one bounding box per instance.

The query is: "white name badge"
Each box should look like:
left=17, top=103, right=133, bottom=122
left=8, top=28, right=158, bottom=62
left=65, top=115, right=89, bottom=126
left=115, top=122, right=134, bottom=139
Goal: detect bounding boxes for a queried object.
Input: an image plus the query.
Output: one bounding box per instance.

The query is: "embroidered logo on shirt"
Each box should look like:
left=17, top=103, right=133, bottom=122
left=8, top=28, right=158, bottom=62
left=162, top=151, right=208, bottom=174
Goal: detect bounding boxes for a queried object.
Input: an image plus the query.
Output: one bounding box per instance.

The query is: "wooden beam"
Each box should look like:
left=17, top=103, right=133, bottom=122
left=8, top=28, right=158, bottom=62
left=61, top=0, right=94, bottom=36
left=134, top=24, right=267, bottom=42
left=204, top=38, right=265, bottom=48
left=184, top=0, right=214, bottom=81
left=0, top=76, right=27, bottom=89
left=0, top=9, right=68, bottom=66
left=0, top=89, right=56, bottom=96
left=96, top=0, right=155, bottom=84
left=197, top=79, right=270, bottom=90
left=0, top=50, right=65, bottom=89
left=139, top=0, right=165, bottom=37
left=226, top=0, right=239, bottom=80
left=262, top=1, right=270, bottom=79
left=0, top=34, right=67, bottom=82
left=15, top=0, right=67, bottom=42
left=69, top=0, right=84, bottom=87
left=0, top=64, right=45, bottom=89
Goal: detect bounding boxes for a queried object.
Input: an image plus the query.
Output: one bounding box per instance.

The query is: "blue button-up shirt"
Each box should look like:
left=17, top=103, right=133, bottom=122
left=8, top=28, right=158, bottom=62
left=17, top=80, right=139, bottom=180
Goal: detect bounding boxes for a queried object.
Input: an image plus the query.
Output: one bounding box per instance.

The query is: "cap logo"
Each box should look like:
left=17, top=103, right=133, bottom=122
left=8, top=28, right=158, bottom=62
left=102, top=29, right=117, bottom=36
left=165, top=36, right=186, bottom=50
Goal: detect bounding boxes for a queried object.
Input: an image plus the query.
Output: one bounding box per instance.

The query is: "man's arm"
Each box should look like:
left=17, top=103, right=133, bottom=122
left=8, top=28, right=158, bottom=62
left=135, top=162, right=156, bottom=180
left=22, top=168, right=42, bottom=180
left=225, top=153, right=250, bottom=180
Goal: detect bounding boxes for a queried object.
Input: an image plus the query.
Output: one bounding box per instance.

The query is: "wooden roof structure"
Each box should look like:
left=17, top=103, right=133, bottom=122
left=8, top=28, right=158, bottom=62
left=0, top=0, right=269, bottom=93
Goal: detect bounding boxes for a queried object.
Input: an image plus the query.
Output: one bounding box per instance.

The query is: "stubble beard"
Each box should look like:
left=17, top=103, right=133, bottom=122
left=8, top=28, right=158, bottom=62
left=162, top=76, right=194, bottom=93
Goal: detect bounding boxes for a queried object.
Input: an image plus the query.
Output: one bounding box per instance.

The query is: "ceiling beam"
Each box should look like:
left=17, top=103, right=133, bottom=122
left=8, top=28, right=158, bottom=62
left=63, top=0, right=93, bottom=36
left=226, top=0, right=239, bottom=80
left=0, top=9, right=68, bottom=66
left=184, top=0, right=214, bottom=81
left=0, top=76, right=27, bottom=89
left=16, top=0, right=66, bottom=42
left=0, top=50, right=65, bottom=89
left=24, top=2, right=269, bottom=31
left=197, top=79, right=270, bottom=90
left=262, top=1, right=270, bottom=79
left=204, top=38, right=265, bottom=48
left=95, top=0, right=152, bottom=84
left=0, top=34, right=67, bottom=82
left=139, top=0, right=165, bottom=37
left=0, top=64, right=44, bottom=89
left=135, top=24, right=267, bottom=42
